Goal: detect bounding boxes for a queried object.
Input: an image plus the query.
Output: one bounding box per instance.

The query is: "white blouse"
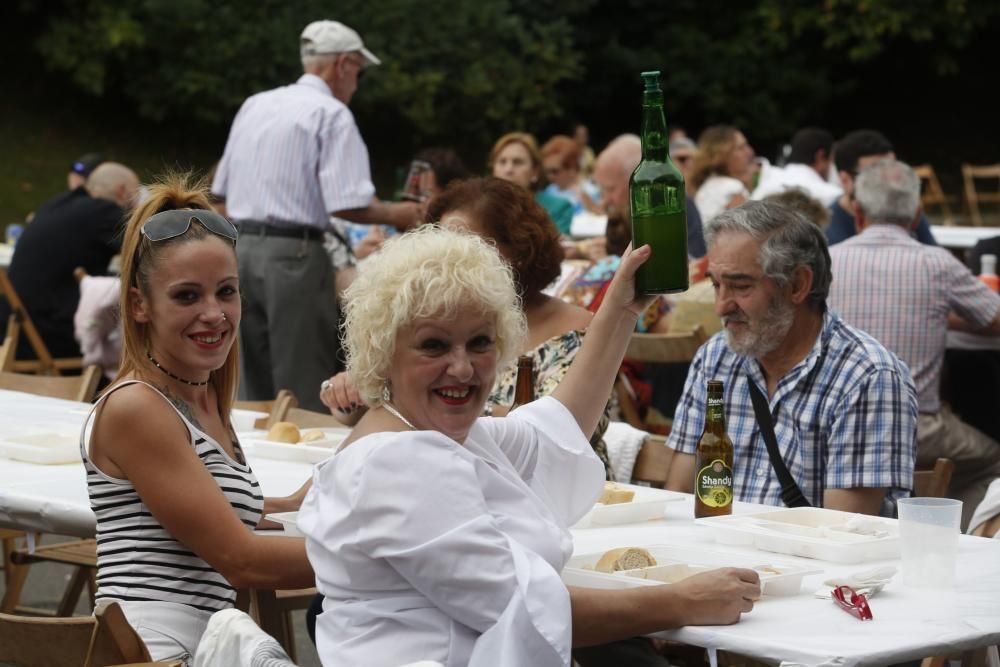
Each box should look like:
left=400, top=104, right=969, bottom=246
left=694, top=174, right=750, bottom=224
left=298, top=397, right=605, bottom=667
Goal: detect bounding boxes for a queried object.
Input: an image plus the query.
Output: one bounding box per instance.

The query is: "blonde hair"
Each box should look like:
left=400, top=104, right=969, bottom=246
left=342, top=226, right=527, bottom=405
left=114, top=173, right=240, bottom=419
left=690, top=125, right=740, bottom=190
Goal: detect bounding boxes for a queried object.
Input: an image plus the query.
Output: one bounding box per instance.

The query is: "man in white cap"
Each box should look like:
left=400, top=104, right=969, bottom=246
left=212, top=20, right=421, bottom=410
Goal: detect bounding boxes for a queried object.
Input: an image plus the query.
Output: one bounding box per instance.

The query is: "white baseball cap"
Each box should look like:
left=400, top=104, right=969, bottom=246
left=300, top=20, right=381, bottom=67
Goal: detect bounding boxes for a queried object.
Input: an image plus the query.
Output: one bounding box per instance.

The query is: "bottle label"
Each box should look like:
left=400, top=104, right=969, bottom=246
left=707, top=395, right=724, bottom=422
left=695, top=459, right=733, bottom=508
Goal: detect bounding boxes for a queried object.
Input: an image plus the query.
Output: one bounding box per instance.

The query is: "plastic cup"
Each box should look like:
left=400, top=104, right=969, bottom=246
left=897, top=497, right=962, bottom=588
left=400, top=160, right=432, bottom=202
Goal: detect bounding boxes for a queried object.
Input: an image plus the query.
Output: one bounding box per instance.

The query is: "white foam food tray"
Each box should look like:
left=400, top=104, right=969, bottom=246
left=266, top=511, right=302, bottom=537
left=695, top=507, right=899, bottom=563
left=240, top=428, right=348, bottom=464
left=576, top=484, right=686, bottom=527
left=230, top=409, right=269, bottom=432
left=0, top=433, right=81, bottom=464
left=563, top=544, right=820, bottom=596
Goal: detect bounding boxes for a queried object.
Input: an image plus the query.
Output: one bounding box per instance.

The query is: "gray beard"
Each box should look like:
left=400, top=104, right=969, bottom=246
left=724, top=297, right=795, bottom=358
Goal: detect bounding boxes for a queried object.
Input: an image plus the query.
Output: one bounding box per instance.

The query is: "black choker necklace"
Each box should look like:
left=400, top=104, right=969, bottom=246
left=147, top=351, right=210, bottom=387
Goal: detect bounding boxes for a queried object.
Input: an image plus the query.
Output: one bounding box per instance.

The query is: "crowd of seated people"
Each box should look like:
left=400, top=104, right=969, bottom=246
left=8, top=17, right=1000, bottom=667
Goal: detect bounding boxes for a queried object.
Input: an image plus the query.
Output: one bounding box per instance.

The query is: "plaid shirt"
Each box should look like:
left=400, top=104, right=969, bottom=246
left=668, top=312, right=918, bottom=508
left=829, top=224, right=1000, bottom=413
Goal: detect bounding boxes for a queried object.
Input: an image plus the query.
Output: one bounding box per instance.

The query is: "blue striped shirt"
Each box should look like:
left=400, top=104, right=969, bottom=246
left=212, top=74, right=375, bottom=228
left=668, top=312, right=918, bottom=508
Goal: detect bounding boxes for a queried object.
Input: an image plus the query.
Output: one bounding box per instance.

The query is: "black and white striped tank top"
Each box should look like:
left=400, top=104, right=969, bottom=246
left=79, top=380, right=264, bottom=613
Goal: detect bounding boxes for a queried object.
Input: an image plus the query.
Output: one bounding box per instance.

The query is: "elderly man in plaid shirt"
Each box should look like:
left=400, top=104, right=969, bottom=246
left=665, top=200, right=918, bottom=516
left=828, top=159, right=1000, bottom=528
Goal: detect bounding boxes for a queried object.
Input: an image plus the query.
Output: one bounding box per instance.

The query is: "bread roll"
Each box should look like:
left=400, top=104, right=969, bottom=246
left=594, top=547, right=656, bottom=573
left=299, top=429, right=326, bottom=443
left=266, top=421, right=301, bottom=444
left=597, top=482, right=635, bottom=505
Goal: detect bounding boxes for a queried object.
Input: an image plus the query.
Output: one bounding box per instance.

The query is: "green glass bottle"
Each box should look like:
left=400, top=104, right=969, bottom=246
left=630, top=70, right=688, bottom=295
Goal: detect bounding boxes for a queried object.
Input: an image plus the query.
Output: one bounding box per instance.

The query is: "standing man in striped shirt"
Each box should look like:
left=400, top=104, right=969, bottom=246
left=828, top=159, right=1000, bottom=528
left=212, top=20, right=421, bottom=410
left=664, top=200, right=918, bottom=515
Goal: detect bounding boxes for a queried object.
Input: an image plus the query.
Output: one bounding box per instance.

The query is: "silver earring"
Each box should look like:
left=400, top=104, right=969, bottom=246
left=221, top=313, right=227, bottom=321
left=382, top=380, right=391, bottom=403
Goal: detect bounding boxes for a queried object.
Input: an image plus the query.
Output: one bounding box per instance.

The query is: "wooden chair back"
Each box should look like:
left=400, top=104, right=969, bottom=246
left=631, top=434, right=674, bottom=488
left=0, top=267, right=85, bottom=375
left=625, top=325, right=708, bottom=364
left=913, top=164, right=956, bottom=226
left=0, top=611, right=97, bottom=667
left=912, top=458, right=955, bottom=498
left=87, top=601, right=153, bottom=666
left=251, top=389, right=348, bottom=429
left=0, top=315, right=17, bottom=372
left=962, top=163, right=1000, bottom=227
left=616, top=326, right=709, bottom=431
left=282, top=406, right=350, bottom=429
left=0, top=365, right=101, bottom=402
left=241, top=388, right=298, bottom=429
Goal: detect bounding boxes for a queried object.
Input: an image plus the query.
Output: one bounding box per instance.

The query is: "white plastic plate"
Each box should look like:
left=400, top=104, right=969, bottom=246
left=563, top=544, right=821, bottom=596
left=238, top=427, right=349, bottom=464
left=241, top=438, right=341, bottom=464
left=266, top=511, right=302, bottom=537
left=576, top=483, right=686, bottom=527
left=0, top=433, right=81, bottom=465
left=695, top=507, right=900, bottom=563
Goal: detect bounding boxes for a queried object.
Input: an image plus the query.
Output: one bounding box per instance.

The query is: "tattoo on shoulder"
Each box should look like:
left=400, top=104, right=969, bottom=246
left=159, top=386, right=204, bottom=430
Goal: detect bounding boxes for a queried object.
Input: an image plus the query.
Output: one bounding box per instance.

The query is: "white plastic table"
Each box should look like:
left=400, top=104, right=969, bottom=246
left=0, top=389, right=310, bottom=537
left=2, top=389, right=999, bottom=666
left=931, top=225, right=1000, bottom=250
left=573, top=497, right=1000, bottom=666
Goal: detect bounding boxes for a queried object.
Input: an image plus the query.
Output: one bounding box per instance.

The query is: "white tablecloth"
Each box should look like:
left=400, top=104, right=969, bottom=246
left=574, top=497, right=1000, bottom=667
left=1, top=389, right=999, bottom=665
left=948, top=330, right=1000, bottom=351
left=0, top=389, right=311, bottom=537
left=931, top=225, right=1000, bottom=250
left=570, top=211, right=608, bottom=238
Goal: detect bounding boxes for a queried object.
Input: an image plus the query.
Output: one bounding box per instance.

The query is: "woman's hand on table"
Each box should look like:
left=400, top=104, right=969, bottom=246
left=259, top=478, right=315, bottom=528
left=320, top=371, right=366, bottom=426
left=570, top=567, right=760, bottom=646
left=669, top=567, right=760, bottom=626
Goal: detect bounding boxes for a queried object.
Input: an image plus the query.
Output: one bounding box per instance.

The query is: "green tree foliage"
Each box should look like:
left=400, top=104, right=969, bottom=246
left=18, top=0, right=584, bottom=150
left=571, top=0, right=998, bottom=149
left=12, top=0, right=1000, bottom=157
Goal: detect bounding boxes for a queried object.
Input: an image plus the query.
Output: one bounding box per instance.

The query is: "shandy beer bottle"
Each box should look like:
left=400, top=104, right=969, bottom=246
left=694, top=379, right=734, bottom=518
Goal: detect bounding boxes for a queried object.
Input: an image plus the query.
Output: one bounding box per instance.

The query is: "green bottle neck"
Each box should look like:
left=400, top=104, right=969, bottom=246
left=640, top=90, right=668, bottom=163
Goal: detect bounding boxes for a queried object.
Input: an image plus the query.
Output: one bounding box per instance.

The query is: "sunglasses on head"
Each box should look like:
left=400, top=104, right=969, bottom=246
left=141, top=209, right=238, bottom=243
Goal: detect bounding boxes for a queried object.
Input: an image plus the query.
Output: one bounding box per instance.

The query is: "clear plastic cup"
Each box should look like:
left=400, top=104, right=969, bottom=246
left=897, top=497, right=962, bottom=588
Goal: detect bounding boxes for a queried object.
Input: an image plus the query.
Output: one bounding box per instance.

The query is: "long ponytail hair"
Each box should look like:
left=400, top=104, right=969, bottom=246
left=112, top=173, right=239, bottom=420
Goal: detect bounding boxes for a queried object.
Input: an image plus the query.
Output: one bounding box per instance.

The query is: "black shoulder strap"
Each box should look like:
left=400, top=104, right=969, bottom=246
left=747, top=379, right=811, bottom=508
